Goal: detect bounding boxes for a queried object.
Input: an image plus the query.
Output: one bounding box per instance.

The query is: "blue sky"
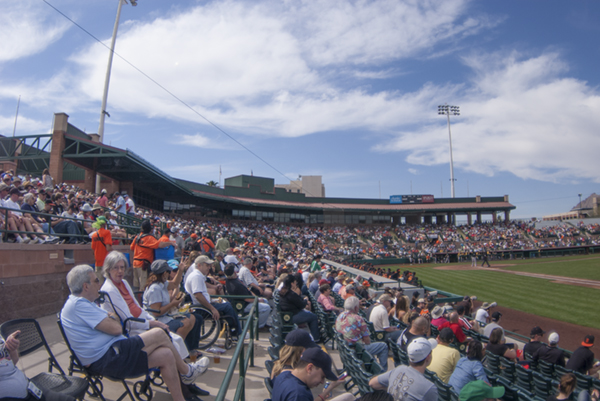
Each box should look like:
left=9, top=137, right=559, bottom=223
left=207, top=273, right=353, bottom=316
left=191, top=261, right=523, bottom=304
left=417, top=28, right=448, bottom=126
left=1, top=0, right=599, bottom=219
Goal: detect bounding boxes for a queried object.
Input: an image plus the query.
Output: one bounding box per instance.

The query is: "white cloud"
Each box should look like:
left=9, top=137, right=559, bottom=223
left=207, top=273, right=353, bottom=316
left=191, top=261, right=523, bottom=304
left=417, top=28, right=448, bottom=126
left=0, top=0, right=70, bottom=62
left=59, top=0, right=490, bottom=136
left=408, top=168, right=419, bottom=175
left=285, top=0, right=498, bottom=66
left=376, top=51, right=600, bottom=184
left=0, top=114, right=49, bottom=136
left=174, top=133, right=231, bottom=150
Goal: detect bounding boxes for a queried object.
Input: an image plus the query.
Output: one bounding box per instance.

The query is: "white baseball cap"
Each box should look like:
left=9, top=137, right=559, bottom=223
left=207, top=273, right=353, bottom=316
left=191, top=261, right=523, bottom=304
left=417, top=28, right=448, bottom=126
left=407, top=337, right=438, bottom=363
left=548, top=332, right=559, bottom=345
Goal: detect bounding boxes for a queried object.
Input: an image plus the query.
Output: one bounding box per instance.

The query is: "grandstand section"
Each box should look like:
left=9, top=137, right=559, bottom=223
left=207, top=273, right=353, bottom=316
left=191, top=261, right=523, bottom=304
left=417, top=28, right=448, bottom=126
left=0, top=112, right=515, bottom=225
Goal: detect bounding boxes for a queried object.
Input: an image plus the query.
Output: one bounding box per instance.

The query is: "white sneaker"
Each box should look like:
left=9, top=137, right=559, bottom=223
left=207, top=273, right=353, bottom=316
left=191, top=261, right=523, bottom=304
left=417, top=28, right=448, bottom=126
left=15, top=236, right=23, bottom=243
left=181, top=357, right=210, bottom=384
left=31, top=237, right=42, bottom=244
left=22, top=237, right=30, bottom=243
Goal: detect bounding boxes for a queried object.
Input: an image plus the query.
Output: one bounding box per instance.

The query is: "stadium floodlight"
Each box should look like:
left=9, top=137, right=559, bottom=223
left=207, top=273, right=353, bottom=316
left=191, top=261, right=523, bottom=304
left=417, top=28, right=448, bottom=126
left=96, top=0, right=138, bottom=193
left=438, top=104, right=460, bottom=198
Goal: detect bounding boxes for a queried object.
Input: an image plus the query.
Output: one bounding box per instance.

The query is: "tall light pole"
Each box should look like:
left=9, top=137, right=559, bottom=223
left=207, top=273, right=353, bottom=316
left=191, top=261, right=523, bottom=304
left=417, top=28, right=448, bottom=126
left=438, top=104, right=460, bottom=198
left=96, top=0, right=137, bottom=193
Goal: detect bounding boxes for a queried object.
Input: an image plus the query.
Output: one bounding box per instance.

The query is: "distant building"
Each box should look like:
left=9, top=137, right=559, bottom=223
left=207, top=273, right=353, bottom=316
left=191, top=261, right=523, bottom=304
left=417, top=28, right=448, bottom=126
left=275, top=175, right=325, bottom=197
left=542, top=193, right=599, bottom=221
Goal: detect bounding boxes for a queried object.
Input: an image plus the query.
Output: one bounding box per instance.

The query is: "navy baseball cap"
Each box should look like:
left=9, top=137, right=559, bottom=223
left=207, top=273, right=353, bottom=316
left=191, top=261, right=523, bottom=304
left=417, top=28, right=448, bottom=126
left=299, top=348, right=338, bottom=381
left=285, top=329, right=319, bottom=349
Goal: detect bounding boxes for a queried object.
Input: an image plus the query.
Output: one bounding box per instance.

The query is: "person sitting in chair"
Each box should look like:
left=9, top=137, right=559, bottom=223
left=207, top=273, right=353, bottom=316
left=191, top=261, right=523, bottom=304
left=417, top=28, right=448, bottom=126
left=1, top=330, right=78, bottom=401
left=184, top=255, right=242, bottom=339
left=60, top=265, right=209, bottom=401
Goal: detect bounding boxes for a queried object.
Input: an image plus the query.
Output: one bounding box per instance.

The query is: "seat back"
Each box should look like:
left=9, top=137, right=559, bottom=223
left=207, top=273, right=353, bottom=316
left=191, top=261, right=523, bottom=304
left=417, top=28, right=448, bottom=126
left=537, top=359, right=555, bottom=377
left=531, top=371, right=553, bottom=399
left=515, top=363, right=533, bottom=392
left=485, top=350, right=501, bottom=375
left=499, top=357, right=516, bottom=381
left=0, top=318, right=64, bottom=374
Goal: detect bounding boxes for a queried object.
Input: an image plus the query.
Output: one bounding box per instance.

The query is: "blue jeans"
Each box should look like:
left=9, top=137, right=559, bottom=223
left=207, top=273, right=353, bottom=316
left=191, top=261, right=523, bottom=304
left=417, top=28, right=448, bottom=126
left=212, top=301, right=241, bottom=335
left=292, top=310, right=320, bottom=342
left=53, top=220, right=80, bottom=243
left=244, top=301, right=271, bottom=328
left=365, top=341, right=389, bottom=372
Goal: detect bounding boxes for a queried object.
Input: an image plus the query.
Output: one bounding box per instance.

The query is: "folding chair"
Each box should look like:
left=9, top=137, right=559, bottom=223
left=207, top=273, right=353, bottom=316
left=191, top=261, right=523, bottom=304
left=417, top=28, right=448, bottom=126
left=0, top=318, right=88, bottom=400
left=56, top=314, right=153, bottom=401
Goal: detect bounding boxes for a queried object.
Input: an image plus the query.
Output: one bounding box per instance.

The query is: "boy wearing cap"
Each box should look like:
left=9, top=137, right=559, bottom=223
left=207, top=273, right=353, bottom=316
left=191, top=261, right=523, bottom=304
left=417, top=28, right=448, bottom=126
left=272, top=347, right=353, bottom=401
left=566, top=335, right=600, bottom=375
left=532, top=332, right=565, bottom=367
left=369, top=337, right=439, bottom=401
left=90, top=216, right=113, bottom=283
left=523, top=326, right=545, bottom=356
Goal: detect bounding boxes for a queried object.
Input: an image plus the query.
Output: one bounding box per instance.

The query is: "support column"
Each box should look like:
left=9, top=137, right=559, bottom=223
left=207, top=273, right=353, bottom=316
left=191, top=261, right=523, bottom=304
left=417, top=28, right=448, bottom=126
left=467, top=213, right=472, bottom=225
left=504, top=210, right=510, bottom=222
left=83, top=169, right=96, bottom=193
left=476, top=211, right=481, bottom=224
left=447, top=212, right=453, bottom=225
left=423, top=215, right=432, bottom=224
left=492, top=212, right=497, bottom=223
left=49, top=113, right=68, bottom=185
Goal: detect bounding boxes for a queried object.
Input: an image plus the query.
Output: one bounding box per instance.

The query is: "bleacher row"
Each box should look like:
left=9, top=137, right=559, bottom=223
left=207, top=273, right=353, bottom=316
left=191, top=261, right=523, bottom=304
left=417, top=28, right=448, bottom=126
left=264, top=287, right=600, bottom=401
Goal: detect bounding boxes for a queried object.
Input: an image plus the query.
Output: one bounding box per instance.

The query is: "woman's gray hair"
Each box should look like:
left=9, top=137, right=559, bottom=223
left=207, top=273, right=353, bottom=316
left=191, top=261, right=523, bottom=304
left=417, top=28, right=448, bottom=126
left=103, top=251, right=130, bottom=279
left=344, top=296, right=360, bottom=311
left=67, top=264, right=94, bottom=295
left=23, top=193, right=34, bottom=203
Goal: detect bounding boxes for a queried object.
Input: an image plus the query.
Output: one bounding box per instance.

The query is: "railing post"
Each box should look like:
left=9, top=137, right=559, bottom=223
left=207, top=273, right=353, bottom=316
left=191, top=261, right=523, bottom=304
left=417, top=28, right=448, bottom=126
left=239, top=339, right=246, bottom=401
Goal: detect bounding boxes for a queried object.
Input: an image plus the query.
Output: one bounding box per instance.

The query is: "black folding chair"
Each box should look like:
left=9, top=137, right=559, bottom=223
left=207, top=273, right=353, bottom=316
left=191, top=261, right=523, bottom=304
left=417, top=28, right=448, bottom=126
left=56, top=314, right=153, bottom=401
left=0, top=318, right=88, bottom=400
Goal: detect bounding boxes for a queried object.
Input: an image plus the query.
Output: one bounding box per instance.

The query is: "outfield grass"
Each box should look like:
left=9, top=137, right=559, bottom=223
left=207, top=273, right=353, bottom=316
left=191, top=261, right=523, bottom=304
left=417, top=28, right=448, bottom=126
left=494, top=255, right=600, bottom=281
left=388, top=258, right=600, bottom=330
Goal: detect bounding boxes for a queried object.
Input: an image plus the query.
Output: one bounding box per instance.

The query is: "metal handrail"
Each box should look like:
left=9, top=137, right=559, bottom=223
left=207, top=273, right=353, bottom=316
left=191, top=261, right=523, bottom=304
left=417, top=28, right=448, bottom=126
left=213, top=296, right=259, bottom=401
left=0, top=205, right=141, bottom=242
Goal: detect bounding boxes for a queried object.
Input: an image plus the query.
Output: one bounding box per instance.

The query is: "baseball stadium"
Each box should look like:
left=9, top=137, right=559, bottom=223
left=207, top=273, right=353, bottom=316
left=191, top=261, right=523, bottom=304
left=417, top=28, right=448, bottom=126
left=0, top=113, right=599, bottom=401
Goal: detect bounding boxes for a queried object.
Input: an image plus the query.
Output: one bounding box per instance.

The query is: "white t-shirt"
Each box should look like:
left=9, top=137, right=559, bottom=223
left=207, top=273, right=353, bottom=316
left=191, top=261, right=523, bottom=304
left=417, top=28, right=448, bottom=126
left=3, top=198, right=22, bottom=216
left=224, top=255, right=240, bottom=268
left=125, top=198, right=135, bottom=214
left=475, top=309, right=489, bottom=324
left=184, top=268, right=210, bottom=305
left=370, top=303, right=391, bottom=331
left=238, top=266, right=259, bottom=287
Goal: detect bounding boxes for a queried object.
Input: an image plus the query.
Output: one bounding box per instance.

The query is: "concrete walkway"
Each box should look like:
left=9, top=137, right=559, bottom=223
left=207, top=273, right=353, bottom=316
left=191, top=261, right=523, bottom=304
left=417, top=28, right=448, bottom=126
left=14, top=313, right=353, bottom=401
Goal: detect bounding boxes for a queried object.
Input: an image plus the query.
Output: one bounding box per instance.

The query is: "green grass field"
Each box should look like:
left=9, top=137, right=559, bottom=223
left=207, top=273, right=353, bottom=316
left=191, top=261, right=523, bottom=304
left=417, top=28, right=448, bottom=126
left=386, top=255, right=600, bottom=330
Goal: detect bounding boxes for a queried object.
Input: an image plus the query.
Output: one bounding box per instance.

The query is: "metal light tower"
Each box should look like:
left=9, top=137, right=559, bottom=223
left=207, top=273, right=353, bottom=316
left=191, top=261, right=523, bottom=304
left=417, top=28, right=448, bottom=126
left=438, top=104, right=460, bottom=198
left=96, top=0, right=138, bottom=193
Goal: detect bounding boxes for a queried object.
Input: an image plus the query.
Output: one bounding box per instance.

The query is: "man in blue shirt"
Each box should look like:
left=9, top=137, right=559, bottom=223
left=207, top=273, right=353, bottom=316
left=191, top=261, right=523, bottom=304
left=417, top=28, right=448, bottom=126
left=61, top=265, right=207, bottom=401
left=272, top=347, right=353, bottom=401
left=112, top=192, right=127, bottom=214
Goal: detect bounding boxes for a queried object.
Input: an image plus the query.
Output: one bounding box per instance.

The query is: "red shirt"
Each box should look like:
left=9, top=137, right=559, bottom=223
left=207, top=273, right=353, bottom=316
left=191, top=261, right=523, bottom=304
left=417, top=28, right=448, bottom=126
left=439, top=321, right=467, bottom=343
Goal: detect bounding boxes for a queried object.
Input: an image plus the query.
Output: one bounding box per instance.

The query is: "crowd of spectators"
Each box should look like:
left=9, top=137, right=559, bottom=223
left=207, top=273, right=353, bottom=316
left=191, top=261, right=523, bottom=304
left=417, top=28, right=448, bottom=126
left=1, top=168, right=600, bottom=266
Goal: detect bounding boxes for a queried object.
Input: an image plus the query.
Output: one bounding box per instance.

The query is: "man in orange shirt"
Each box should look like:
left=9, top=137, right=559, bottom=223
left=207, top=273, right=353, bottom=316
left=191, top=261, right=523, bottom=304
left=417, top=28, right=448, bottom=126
left=90, top=216, right=112, bottom=284
left=130, top=220, right=174, bottom=291
left=199, top=232, right=215, bottom=257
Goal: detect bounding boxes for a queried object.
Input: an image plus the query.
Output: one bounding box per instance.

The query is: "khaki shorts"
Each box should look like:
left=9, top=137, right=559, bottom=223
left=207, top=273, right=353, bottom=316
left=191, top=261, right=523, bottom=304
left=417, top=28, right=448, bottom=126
left=132, top=267, right=148, bottom=290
